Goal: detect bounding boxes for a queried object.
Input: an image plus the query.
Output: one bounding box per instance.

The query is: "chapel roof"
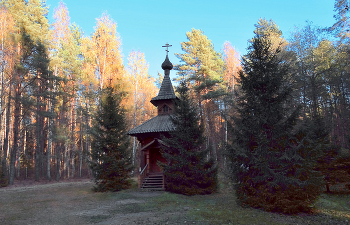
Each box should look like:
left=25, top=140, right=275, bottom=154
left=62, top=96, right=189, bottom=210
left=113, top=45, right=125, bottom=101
left=150, top=55, right=177, bottom=106
left=127, top=114, right=175, bottom=136
left=128, top=46, right=177, bottom=136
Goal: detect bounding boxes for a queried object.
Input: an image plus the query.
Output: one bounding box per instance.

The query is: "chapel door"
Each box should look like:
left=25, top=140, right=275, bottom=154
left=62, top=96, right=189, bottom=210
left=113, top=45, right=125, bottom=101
left=149, top=148, right=165, bottom=173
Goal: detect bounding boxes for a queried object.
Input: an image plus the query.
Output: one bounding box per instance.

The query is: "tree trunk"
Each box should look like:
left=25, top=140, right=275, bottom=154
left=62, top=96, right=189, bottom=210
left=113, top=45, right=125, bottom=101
left=17, top=110, right=24, bottom=179
left=22, top=121, right=27, bottom=179
left=35, top=94, right=42, bottom=182
left=79, top=109, right=83, bottom=177
left=47, top=69, right=58, bottom=181
left=55, top=143, right=61, bottom=182
left=47, top=95, right=55, bottom=181
left=326, top=182, right=331, bottom=193
left=207, top=106, right=217, bottom=161
left=70, top=97, right=76, bottom=178
left=0, top=24, right=6, bottom=167
left=9, top=86, right=21, bottom=185
left=85, top=99, right=91, bottom=174
left=2, top=82, right=11, bottom=179
left=64, top=144, right=69, bottom=179
left=40, top=119, right=45, bottom=179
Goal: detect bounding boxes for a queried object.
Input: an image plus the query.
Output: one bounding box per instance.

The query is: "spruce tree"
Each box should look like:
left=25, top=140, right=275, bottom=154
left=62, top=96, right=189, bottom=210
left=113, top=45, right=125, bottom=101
left=161, top=81, right=217, bottom=195
left=227, top=36, right=323, bottom=214
left=90, top=86, right=132, bottom=192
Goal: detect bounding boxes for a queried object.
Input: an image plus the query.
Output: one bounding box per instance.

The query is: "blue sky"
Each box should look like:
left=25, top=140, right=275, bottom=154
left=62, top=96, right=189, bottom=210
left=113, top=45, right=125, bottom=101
left=45, top=0, right=336, bottom=78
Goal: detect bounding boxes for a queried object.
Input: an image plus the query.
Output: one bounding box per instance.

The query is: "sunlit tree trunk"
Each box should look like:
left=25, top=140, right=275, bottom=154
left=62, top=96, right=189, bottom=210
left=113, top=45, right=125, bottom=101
left=70, top=97, right=76, bottom=178
left=2, top=81, right=11, bottom=178
left=79, top=109, right=83, bottom=177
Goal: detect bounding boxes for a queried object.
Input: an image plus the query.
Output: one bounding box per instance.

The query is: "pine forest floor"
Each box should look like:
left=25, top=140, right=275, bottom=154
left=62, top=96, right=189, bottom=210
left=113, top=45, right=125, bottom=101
left=0, top=178, right=349, bottom=225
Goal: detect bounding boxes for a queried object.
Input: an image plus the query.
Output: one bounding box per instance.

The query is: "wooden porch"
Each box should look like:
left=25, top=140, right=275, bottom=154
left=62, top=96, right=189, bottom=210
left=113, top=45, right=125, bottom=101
left=139, top=171, right=165, bottom=191
left=137, top=139, right=166, bottom=191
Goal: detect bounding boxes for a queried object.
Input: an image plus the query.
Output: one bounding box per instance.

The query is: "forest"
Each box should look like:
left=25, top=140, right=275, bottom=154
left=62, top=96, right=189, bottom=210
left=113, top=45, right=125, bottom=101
left=0, top=0, right=159, bottom=186
left=0, top=0, right=349, bottom=198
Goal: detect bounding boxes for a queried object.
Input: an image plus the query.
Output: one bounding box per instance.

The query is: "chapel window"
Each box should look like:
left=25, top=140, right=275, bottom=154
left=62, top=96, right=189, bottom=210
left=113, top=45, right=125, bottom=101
left=163, top=105, right=169, bottom=113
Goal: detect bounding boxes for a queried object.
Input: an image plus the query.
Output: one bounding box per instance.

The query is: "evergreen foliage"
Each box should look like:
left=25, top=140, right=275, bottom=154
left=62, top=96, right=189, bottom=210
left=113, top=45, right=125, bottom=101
left=0, top=165, right=7, bottom=187
left=90, top=86, right=132, bottom=192
left=227, top=35, right=323, bottom=214
left=161, top=81, right=217, bottom=195
left=317, top=147, right=350, bottom=192
left=175, top=28, right=225, bottom=101
left=316, top=121, right=350, bottom=192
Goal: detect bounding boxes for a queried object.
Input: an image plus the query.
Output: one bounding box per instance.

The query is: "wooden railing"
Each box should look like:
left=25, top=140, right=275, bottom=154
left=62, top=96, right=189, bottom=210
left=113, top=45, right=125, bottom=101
left=138, top=163, right=148, bottom=188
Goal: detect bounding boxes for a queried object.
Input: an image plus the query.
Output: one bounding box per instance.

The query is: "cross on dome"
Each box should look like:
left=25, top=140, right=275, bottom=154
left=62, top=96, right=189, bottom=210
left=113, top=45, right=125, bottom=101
left=162, top=43, right=172, bottom=56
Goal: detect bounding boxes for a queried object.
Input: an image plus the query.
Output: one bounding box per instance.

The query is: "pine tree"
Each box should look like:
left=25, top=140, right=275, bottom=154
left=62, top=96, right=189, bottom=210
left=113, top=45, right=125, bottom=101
left=90, top=86, right=133, bottom=192
left=227, top=35, right=323, bottom=214
left=175, top=28, right=225, bottom=161
left=175, top=28, right=225, bottom=101
left=31, top=39, right=56, bottom=182
left=9, top=31, right=55, bottom=185
left=161, top=81, right=217, bottom=195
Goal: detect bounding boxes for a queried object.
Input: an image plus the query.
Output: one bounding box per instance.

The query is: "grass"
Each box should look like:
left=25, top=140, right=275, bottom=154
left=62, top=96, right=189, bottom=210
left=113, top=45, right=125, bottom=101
left=146, top=189, right=350, bottom=225
left=314, top=193, right=350, bottom=222
left=0, top=178, right=349, bottom=224
left=143, top=175, right=350, bottom=225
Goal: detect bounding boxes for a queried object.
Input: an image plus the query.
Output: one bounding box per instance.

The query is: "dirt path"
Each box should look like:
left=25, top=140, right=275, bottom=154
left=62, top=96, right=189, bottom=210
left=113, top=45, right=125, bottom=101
left=0, top=181, right=185, bottom=225
left=0, top=180, right=92, bottom=193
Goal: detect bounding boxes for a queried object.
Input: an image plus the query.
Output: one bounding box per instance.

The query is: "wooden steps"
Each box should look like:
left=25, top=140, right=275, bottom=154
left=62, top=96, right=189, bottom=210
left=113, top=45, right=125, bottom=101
left=141, top=173, right=164, bottom=191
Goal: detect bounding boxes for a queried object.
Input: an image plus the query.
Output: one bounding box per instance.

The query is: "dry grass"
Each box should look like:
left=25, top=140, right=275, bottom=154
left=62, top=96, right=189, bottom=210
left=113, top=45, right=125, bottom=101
left=0, top=178, right=349, bottom=225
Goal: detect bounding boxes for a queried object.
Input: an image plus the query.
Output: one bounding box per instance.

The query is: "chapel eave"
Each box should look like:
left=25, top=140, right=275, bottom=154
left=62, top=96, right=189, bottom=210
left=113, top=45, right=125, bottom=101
left=127, top=114, right=175, bottom=136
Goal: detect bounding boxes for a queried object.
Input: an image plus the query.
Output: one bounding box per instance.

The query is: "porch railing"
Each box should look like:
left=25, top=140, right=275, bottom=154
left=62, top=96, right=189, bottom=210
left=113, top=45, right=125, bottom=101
left=138, top=163, right=148, bottom=188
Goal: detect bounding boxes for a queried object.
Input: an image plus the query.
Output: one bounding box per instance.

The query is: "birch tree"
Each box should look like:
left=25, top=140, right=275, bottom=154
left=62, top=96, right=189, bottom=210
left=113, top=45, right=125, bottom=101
left=126, top=50, right=157, bottom=166
left=0, top=6, right=15, bottom=182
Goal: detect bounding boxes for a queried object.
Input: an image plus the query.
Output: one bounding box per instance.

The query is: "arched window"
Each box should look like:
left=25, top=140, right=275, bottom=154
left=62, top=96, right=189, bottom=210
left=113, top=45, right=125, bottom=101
left=163, top=105, right=169, bottom=113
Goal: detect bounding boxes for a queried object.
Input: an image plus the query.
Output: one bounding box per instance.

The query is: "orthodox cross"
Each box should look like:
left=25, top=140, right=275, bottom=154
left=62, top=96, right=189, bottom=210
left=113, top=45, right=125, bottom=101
left=162, top=43, right=172, bottom=56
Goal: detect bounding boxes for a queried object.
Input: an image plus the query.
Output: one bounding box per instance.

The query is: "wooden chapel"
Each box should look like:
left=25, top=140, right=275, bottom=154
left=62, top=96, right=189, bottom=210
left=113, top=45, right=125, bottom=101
left=127, top=47, right=177, bottom=190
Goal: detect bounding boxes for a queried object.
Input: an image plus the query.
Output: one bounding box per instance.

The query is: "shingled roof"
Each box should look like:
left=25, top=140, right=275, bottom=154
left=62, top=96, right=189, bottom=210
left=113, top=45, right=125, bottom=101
left=127, top=114, right=175, bottom=136
left=150, top=55, right=177, bottom=106
left=128, top=53, right=177, bottom=136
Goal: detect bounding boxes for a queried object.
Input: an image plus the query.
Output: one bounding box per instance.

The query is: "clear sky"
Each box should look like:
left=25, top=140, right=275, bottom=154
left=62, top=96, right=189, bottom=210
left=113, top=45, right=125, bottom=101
left=45, top=0, right=336, bottom=78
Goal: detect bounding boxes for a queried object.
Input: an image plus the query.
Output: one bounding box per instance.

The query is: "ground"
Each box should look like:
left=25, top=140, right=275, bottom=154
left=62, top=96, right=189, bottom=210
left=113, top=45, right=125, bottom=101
left=0, top=179, right=349, bottom=224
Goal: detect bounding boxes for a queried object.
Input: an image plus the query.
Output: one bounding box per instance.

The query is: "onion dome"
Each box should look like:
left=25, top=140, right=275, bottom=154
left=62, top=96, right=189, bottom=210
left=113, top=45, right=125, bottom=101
left=161, top=55, right=173, bottom=70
